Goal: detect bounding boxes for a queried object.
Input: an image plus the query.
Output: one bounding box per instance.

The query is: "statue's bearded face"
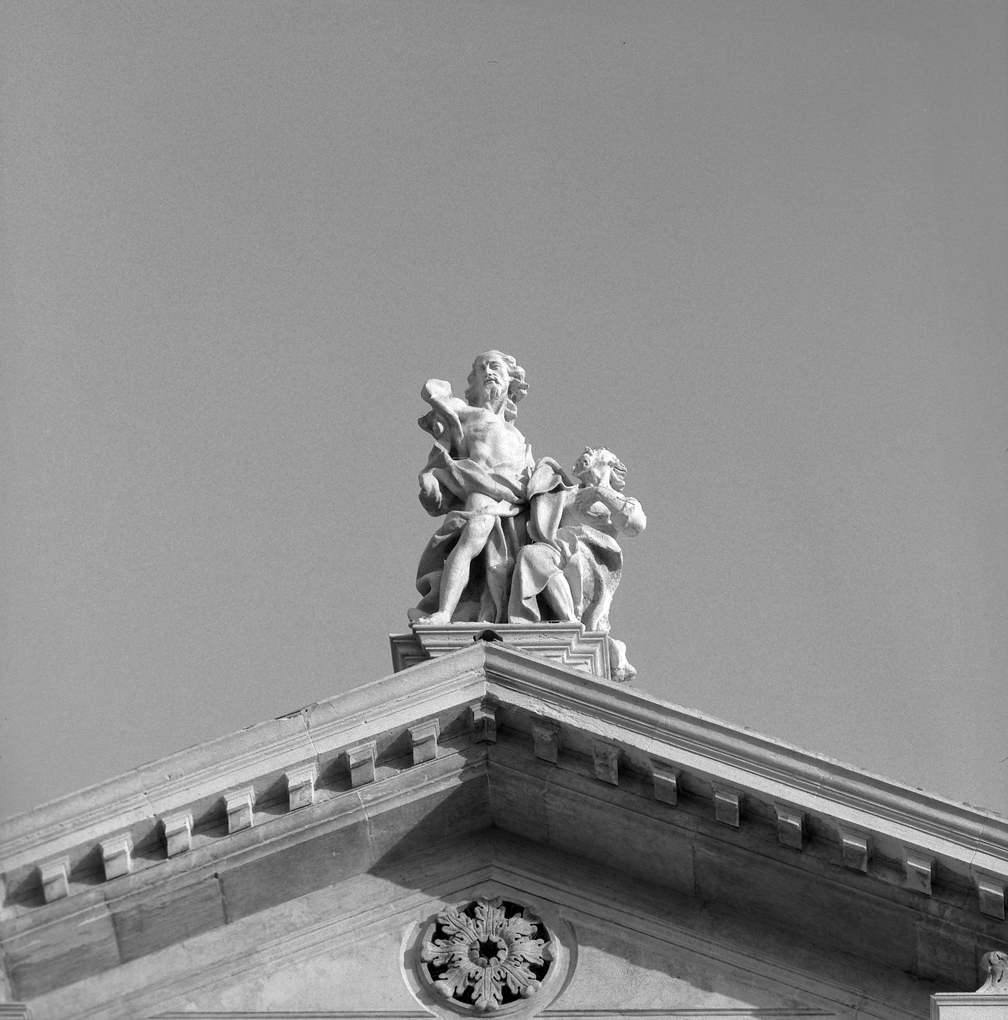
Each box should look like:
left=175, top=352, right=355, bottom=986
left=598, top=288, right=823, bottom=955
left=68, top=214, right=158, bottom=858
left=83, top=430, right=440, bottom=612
left=474, top=355, right=509, bottom=400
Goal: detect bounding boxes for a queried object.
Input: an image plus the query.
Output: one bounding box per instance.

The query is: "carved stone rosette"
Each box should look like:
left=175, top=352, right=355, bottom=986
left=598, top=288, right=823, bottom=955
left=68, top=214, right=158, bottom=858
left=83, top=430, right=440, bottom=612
left=418, top=897, right=554, bottom=1012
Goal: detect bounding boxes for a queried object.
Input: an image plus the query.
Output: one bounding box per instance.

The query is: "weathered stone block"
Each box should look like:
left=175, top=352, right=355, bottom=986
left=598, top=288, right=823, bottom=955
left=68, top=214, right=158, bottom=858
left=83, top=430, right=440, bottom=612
left=363, top=766, right=493, bottom=865
left=774, top=805, right=804, bottom=850
left=903, top=849, right=933, bottom=895
left=285, top=761, right=318, bottom=811
left=487, top=751, right=549, bottom=844
left=4, top=901, right=120, bottom=999
left=161, top=810, right=193, bottom=856
left=531, top=718, right=561, bottom=764
left=840, top=829, right=869, bottom=873
left=976, top=875, right=1005, bottom=920
left=99, top=833, right=133, bottom=880
left=470, top=701, right=497, bottom=743
left=347, top=741, right=377, bottom=787
left=38, top=857, right=69, bottom=903
left=219, top=808, right=374, bottom=922
left=713, top=788, right=740, bottom=828
left=112, top=873, right=226, bottom=963
left=651, top=762, right=679, bottom=806
left=593, top=741, right=620, bottom=786
left=696, top=841, right=917, bottom=974
left=223, top=787, right=256, bottom=833
left=409, top=718, right=440, bottom=765
left=915, top=916, right=979, bottom=986
left=544, top=778, right=697, bottom=896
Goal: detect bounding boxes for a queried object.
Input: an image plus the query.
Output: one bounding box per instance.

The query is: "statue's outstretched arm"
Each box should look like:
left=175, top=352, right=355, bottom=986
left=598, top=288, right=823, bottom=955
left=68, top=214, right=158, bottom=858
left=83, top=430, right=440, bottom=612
left=574, top=484, right=646, bottom=537
left=613, top=495, right=646, bottom=537
left=419, top=379, right=468, bottom=457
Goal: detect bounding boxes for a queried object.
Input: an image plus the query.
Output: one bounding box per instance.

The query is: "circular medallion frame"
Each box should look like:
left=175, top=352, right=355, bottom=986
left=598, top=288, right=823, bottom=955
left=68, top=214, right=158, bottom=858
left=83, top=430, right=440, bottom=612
left=407, top=894, right=572, bottom=1015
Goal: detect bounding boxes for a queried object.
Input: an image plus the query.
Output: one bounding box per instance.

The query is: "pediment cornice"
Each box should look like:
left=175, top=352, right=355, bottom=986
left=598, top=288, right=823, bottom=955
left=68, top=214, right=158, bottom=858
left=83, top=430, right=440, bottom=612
left=1, top=644, right=1008, bottom=893
left=1, top=642, right=1005, bottom=1003
left=2, top=642, right=1006, bottom=897
left=477, top=646, right=1008, bottom=879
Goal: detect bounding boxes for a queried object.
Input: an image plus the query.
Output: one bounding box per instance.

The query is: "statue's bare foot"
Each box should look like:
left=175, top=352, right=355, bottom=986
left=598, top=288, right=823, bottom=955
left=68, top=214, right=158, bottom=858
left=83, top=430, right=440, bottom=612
left=607, top=637, right=636, bottom=683
left=424, top=610, right=453, bottom=625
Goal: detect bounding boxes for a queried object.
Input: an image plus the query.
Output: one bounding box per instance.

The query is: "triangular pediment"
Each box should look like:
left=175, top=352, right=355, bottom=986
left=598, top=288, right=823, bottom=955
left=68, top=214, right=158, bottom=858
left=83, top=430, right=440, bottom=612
left=2, top=643, right=1006, bottom=1018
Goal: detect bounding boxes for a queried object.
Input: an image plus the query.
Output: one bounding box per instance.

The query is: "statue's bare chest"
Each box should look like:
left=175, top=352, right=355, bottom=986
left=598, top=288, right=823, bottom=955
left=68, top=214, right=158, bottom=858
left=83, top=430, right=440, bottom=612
left=464, top=413, right=527, bottom=464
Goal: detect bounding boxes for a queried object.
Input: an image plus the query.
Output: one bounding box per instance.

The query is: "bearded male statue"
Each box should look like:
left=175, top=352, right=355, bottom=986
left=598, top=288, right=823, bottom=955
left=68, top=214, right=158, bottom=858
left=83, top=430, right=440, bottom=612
left=410, top=351, right=534, bottom=625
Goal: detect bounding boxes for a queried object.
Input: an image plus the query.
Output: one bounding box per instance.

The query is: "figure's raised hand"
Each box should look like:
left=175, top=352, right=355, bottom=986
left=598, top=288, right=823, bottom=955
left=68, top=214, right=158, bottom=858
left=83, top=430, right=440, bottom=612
left=418, top=409, right=445, bottom=439
left=421, top=378, right=454, bottom=405
left=420, top=379, right=466, bottom=456
left=573, top=484, right=600, bottom=512
left=575, top=483, right=622, bottom=513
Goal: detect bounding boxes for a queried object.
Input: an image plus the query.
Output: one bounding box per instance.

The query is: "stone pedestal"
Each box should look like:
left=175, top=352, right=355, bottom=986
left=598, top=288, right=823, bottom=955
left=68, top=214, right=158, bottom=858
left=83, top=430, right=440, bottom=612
left=931, top=952, right=1008, bottom=1018
left=930, top=993, right=1008, bottom=1018
left=390, top=622, right=611, bottom=679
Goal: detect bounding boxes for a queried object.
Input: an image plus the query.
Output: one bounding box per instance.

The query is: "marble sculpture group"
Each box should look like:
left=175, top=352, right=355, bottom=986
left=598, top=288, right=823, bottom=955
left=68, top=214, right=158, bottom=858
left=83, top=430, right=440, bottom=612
left=409, top=351, right=646, bottom=681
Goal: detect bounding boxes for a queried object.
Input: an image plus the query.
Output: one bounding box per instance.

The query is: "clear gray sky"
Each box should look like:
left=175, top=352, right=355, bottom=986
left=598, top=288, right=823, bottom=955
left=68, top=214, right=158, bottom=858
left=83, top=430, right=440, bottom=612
left=2, top=2, right=1006, bottom=820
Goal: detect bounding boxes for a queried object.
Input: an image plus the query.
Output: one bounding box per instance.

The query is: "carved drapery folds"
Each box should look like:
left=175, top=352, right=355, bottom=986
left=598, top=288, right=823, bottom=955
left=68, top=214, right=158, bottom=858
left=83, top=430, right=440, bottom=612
left=419, top=897, right=554, bottom=1012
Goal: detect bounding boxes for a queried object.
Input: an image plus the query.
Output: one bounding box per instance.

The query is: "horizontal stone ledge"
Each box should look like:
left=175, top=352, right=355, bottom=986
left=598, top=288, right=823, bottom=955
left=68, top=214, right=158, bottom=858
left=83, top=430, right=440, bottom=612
left=4, top=744, right=491, bottom=910
left=5, top=640, right=1007, bottom=896
left=931, top=993, right=1008, bottom=1018
left=5, top=701, right=1006, bottom=933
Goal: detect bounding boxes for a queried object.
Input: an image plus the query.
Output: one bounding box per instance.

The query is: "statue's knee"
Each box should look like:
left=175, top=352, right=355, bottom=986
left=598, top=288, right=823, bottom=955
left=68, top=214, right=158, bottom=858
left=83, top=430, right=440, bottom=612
left=526, top=546, right=560, bottom=571
left=453, top=516, right=493, bottom=557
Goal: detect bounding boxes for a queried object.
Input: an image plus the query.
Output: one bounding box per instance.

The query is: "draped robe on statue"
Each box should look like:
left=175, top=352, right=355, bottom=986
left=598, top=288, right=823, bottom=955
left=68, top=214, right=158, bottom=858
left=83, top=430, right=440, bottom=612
left=412, top=442, right=532, bottom=624
left=507, top=458, right=626, bottom=631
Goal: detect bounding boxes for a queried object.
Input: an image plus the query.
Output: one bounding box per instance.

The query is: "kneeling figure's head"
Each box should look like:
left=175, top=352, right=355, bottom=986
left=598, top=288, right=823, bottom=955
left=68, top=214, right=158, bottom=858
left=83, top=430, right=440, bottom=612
left=574, top=447, right=627, bottom=491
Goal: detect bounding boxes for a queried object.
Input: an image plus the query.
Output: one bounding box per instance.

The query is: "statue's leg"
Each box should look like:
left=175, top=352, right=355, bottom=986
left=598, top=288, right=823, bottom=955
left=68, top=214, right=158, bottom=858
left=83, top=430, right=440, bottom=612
left=509, top=544, right=569, bottom=623
left=543, top=573, right=577, bottom=622
left=428, top=513, right=495, bottom=623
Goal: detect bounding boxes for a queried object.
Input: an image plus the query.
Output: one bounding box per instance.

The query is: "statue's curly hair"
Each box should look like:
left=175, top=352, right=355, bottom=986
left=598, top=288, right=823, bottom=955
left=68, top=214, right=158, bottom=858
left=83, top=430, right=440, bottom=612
left=464, top=351, right=528, bottom=422
left=575, top=447, right=628, bottom=491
